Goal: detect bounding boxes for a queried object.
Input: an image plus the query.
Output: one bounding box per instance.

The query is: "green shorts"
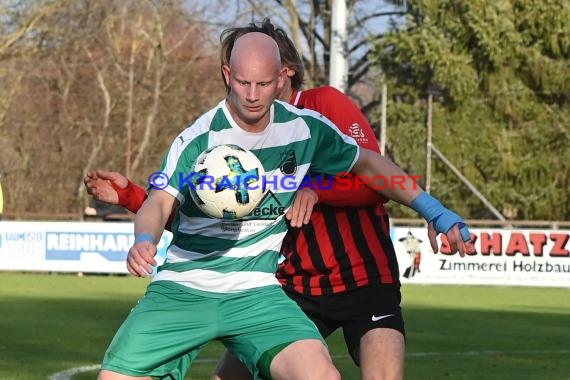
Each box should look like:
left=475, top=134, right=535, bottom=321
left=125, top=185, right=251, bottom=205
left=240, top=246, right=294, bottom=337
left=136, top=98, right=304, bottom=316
left=101, top=281, right=324, bottom=379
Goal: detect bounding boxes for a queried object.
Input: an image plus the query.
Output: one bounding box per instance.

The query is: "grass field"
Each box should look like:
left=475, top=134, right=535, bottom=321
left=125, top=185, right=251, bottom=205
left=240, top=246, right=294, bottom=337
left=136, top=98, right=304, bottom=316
left=1, top=272, right=569, bottom=380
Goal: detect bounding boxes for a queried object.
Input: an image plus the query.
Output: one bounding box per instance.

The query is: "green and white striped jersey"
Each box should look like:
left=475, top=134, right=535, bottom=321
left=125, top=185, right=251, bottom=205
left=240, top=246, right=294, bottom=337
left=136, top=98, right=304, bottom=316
left=153, top=99, right=359, bottom=294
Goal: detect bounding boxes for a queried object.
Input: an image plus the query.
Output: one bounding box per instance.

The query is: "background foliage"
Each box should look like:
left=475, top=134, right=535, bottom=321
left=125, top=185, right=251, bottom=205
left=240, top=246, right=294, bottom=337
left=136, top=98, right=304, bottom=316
left=373, top=0, right=570, bottom=220
left=0, top=0, right=568, bottom=220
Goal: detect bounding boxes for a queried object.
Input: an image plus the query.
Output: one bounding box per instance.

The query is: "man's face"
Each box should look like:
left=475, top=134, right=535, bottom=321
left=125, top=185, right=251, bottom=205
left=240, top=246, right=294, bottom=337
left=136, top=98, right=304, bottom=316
left=223, top=60, right=284, bottom=130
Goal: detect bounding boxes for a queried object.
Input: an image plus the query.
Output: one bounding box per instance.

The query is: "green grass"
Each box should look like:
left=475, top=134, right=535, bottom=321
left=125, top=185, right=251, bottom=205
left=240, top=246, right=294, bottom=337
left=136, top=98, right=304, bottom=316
left=0, top=273, right=569, bottom=380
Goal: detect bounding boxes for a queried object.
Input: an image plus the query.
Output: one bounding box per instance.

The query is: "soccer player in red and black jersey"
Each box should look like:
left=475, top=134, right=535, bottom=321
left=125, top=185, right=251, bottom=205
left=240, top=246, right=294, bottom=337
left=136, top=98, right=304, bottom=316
left=276, top=85, right=405, bottom=377
left=85, top=19, right=472, bottom=380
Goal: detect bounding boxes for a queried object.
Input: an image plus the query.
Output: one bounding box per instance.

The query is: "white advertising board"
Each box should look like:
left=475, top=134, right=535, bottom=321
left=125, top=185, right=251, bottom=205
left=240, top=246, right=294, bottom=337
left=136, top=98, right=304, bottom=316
left=393, top=227, right=570, bottom=287
left=1, top=222, right=569, bottom=287
left=0, top=221, right=171, bottom=274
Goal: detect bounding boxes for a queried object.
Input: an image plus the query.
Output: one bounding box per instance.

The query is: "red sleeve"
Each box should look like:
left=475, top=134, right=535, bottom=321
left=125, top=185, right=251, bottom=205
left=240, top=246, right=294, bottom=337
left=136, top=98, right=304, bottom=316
left=115, top=180, right=148, bottom=214
left=311, top=173, right=384, bottom=207
left=302, top=86, right=386, bottom=206
left=115, top=180, right=175, bottom=232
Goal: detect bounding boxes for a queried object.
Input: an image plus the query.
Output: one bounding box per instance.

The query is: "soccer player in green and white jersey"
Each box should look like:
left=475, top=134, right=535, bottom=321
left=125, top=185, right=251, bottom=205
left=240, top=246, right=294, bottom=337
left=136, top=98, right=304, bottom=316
left=98, top=32, right=472, bottom=380
left=99, top=31, right=352, bottom=380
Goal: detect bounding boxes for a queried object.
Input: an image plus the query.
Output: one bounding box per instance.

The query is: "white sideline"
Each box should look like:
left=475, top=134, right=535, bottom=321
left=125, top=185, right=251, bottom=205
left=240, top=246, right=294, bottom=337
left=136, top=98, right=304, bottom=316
left=48, top=350, right=570, bottom=380
left=48, top=364, right=100, bottom=380
left=47, top=359, right=221, bottom=380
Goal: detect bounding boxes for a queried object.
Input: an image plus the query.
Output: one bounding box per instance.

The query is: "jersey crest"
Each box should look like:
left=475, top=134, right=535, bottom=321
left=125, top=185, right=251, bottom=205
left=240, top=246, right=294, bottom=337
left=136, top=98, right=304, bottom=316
left=279, top=150, right=297, bottom=175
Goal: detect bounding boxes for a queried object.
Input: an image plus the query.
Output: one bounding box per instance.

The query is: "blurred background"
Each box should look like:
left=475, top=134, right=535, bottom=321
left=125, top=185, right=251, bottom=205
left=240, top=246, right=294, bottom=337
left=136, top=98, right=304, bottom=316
left=1, top=0, right=568, bottom=222
left=0, top=1, right=569, bottom=379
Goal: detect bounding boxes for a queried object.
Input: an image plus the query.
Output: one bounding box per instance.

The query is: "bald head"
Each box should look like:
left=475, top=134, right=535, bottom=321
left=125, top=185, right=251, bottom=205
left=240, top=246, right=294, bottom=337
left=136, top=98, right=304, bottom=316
left=222, top=31, right=285, bottom=132
left=230, top=32, right=281, bottom=73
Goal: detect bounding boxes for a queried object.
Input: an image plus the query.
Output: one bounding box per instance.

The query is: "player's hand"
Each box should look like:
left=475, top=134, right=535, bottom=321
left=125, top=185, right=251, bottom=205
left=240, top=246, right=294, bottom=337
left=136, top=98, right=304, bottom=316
left=427, top=222, right=474, bottom=256
left=286, top=188, right=318, bottom=228
left=412, top=192, right=474, bottom=256
left=127, top=241, right=158, bottom=277
left=83, top=170, right=128, bottom=205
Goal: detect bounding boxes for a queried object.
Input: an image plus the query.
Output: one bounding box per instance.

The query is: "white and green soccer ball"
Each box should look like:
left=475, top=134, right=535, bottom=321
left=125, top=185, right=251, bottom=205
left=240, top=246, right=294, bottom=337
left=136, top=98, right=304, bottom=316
left=189, top=144, right=265, bottom=220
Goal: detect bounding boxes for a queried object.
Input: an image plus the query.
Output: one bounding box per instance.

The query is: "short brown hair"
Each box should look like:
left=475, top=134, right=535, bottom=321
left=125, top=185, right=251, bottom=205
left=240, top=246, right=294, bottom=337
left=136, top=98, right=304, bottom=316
left=220, top=18, right=304, bottom=93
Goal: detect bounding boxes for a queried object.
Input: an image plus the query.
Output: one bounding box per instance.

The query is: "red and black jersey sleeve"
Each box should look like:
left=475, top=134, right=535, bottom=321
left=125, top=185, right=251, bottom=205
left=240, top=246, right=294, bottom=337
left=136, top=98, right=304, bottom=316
left=293, top=86, right=387, bottom=206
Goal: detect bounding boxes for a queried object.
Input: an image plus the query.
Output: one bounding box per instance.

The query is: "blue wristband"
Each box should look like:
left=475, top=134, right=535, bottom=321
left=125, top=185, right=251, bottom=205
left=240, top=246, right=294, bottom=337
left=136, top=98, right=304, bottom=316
left=411, top=192, right=443, bottom=223
left=411, top=192, right=471, bottom=241
left=135, top=232, right=155, bottom=244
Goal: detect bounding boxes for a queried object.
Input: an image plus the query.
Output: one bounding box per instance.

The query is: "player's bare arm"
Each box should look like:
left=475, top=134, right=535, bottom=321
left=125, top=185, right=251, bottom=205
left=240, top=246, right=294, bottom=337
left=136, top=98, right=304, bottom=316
left=351, top=148, right=421, bottom=205
left=127, top=190, right=177, bottom=277
left=352, top=148, right=474, bottom=256
left=83, top=170, right=128, bottom=205
left=84, top=169, right=152, bottom=216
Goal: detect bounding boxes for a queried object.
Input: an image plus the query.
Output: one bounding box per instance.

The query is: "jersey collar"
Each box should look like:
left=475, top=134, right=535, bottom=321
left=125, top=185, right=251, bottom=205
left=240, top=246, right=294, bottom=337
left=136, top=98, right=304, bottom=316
left=290, top=89, right=302, bottom=107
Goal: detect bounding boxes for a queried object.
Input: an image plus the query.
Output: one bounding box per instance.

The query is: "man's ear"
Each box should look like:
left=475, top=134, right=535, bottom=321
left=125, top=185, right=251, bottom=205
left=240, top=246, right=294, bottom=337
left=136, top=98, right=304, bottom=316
left=222, top=64, right=231, bottom=87
left=277, top=67, right=287, bottom=89
left=284, top=67, right=296, bottom=78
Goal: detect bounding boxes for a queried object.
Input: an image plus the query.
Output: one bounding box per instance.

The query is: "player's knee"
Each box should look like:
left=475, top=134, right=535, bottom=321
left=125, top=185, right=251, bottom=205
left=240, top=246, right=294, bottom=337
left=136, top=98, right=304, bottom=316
left=302, top=364, right=341, bottom=380
left=98, top=370, right=149, bottom=380
left=362, top=373, right=403, bottom=380
left=97, top=370, right=113, bottom=380
left=322, top=365, right=342, bottom=380
left=269, top=339, right=340, bottom=380
left=308, top=351, right=341, bottom=380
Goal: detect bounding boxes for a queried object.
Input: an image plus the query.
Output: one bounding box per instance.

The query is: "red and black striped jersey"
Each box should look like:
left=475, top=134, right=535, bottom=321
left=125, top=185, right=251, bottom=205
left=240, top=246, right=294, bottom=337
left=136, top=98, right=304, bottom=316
left=276, top=86, right=400, bottom=296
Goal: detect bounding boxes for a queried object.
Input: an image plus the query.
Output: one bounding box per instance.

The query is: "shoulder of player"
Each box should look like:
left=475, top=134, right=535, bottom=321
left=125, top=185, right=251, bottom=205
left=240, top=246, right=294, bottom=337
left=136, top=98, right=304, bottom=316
left=173, top=101, right=223, bottom=148
left=297, top=86, right=360, bottom=114
left=274, top=99, right=327, bottom=124
left=301, top=85, right=345, bottom=102
left=274, top=99, right=317, bottom=117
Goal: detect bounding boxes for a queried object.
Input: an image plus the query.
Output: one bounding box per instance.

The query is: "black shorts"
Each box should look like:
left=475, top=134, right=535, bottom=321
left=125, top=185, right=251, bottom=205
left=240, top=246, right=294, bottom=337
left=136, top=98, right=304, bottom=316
left=283, top=284, right=405, bottom=366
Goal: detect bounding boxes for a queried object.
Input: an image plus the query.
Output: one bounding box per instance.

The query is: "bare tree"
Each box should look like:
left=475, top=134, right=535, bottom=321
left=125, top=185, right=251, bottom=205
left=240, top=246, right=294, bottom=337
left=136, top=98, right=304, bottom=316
left=0, top=0, right=223, bottom=218
left=76, top=46, right=113, bottom=214
left=219, top=0, right=406, bottom=95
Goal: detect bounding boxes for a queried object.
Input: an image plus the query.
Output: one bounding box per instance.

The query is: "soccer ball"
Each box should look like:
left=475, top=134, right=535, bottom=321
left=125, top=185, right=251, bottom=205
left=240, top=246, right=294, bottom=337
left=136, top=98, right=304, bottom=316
left=189, top=144, right=265, bottom=219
